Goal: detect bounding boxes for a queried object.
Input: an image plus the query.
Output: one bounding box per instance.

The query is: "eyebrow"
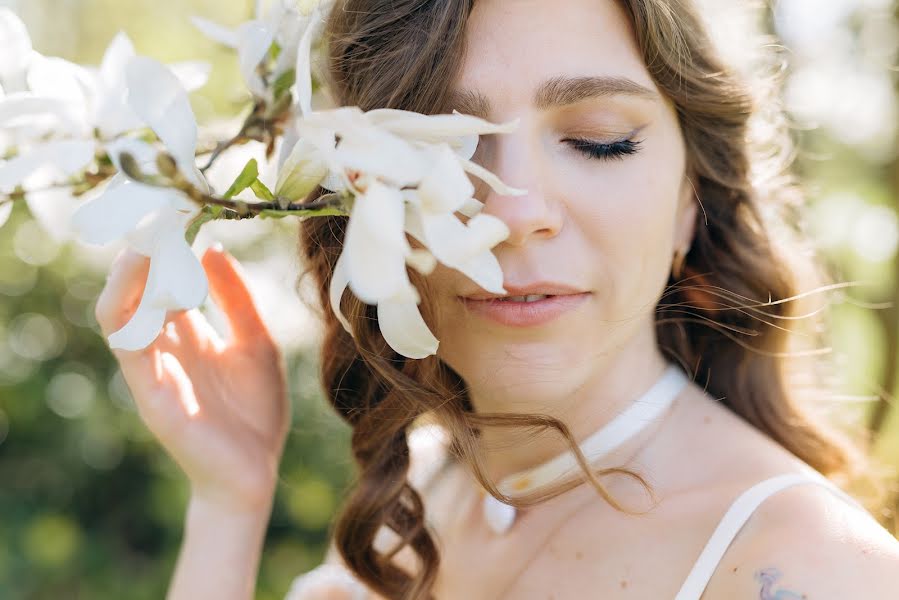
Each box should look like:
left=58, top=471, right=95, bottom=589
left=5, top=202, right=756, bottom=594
left=449, top=75, right=659, bottom=119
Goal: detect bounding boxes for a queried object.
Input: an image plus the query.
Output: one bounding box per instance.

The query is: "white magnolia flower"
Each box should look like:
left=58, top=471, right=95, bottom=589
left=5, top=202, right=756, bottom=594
left=71, top=57, right=209, bottom=352
left=0, top=9, right=209, bottom=240
left=0, top=8, right=34, bottom=96
left=191, top=0, right=334, bottom=107
left=280, top=105, right=526, bottom=358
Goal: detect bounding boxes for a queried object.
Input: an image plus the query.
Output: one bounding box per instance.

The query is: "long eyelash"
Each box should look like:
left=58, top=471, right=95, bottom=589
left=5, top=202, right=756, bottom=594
left=564, top=137, right=643, bottom=161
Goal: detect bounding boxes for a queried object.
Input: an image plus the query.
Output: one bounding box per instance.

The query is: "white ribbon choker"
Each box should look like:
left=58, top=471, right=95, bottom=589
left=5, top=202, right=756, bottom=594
left=481, top=362, right=690, bottom=535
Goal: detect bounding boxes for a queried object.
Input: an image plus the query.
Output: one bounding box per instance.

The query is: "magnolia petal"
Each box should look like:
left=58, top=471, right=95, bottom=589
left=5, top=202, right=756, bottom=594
left=297, top=0, right=323, bottom=17
left=456, top=212, right=510, bottom=259
left=190, top=16, right=239, bottom=48
left=0, top=138, right=96, bottom=192
left=27, top=55, right=91, bottom=113
left=23, top=172, right=79, bottom=242
left=0, top=93, right=78, bottom=132
left=0, top=8, right=32, bottom=92
left=293, top=9, right=316, bottom=116
left=447, top=246, right=507, bottom=296
left=352, top=181, right=409, bottom=250
left=344, top=182, right=412, bottom=304
left=293, top=0, right=334, bottom=115
left=92, top=32, right=143, bottom=138
left=328, top=247, right=354, bottom=336
left=107, top=291, right=167, bottom=351
left=95, top=103, right=142, bottom=141
left=454, top=134, right=479, bottom=161
left=402, top=198, right=427, bottom=243
left=416, top=144, right=474, bottom=214
left=406, top=247, right=437, bottom=275
left=0, top=201, right=12, bottom=229
left=368, top=108, right=520, bottom=141
left=100, top=32, right=136, bottom=85
left=236, top=20, right=274, bottom=97
left=276, top=125, right=300, bottom=171
left=169, top=61, right=212, bottom=92
left=70, top=178, right=170, bottom=245
left=320, top=172, right=346, bottom=193
left=104, top=137, right=158, bottom=173
left=414, top=212, right=475, bottom=264
left=274, top=137, right=327, bottom=201
left=261, top=0, right=303, bottom=78
left=459, top=155, right=528, bottom=197
left=334, top=128, right=426, bottom=188
left=149, top=225, right=209, bottom=310
left=125, top=195, right=199, bottom=254
left=458, top=197, right=484, bottom=218
left=377, top=296, right=439, bottom=359
left=291, top=124, right=348, bottom=193
left=409, top=208, right=509, bottom=294
left=123, top=207, right=164, bottom=256
left=125, top=56, right=198, bottom=174
left=297, top=105, right=367, bottom=132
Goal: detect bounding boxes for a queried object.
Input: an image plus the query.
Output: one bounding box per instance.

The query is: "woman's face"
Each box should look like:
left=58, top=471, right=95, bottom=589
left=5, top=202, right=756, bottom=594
left=427, top=0, right=697, bottom=400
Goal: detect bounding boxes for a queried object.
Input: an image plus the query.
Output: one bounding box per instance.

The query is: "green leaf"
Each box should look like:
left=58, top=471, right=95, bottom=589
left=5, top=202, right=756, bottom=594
left=269, top=41, right=282, bottom=62
left=250, top=178, right=275, bottom=201
left=223, top=159, right=259, bottom=199
left=258, top=206, right=349, bottom=220
left=184, top=206, right=217, bottom=246
left=273, top=68, right=296, bottom=103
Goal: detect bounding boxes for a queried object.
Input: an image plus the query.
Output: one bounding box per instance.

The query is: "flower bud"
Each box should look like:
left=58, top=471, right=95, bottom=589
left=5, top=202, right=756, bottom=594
left=274, top=138, right=328, bottom=202
left=155, top=152, right=179, bottom=180
left=118, top=152, right=145, bottom=181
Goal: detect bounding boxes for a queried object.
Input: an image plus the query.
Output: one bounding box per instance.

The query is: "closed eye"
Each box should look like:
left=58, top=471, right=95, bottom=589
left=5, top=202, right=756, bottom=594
left=563, top=137, right=643, bottom=161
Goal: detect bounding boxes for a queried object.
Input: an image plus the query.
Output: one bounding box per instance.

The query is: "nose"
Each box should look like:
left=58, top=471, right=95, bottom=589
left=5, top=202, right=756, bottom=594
left=474, top=132, right=564, bottom=248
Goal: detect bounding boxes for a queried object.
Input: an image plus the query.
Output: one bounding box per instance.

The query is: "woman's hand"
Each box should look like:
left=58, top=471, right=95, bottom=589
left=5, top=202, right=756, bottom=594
left=95, top=244, right=290, bottom=513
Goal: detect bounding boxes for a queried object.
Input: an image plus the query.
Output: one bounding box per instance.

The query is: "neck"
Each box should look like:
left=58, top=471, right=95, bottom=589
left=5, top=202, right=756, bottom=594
left=468, top=330, right=672, bottom=486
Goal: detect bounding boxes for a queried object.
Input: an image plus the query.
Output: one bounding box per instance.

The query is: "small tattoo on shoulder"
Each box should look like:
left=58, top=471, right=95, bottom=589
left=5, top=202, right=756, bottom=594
left=754, top=567, right=806, bottom=599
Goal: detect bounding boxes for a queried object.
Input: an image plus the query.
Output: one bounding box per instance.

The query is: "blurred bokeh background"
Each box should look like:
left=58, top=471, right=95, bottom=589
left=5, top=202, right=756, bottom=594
left=1, top=0, right=898, bottom=598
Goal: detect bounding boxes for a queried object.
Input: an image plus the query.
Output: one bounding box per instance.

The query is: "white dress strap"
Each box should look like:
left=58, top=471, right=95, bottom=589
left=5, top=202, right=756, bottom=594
left=673, top=470, right=866, bottom=600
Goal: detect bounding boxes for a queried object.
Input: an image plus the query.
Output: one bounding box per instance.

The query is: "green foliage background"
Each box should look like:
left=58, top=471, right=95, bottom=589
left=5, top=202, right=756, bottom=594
left=1, top=0, right=899, bottom=598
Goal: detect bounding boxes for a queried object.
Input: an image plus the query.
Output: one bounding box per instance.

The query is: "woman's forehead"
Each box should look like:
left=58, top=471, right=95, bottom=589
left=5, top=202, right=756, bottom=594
left=454, top=0, right=654, bottom=109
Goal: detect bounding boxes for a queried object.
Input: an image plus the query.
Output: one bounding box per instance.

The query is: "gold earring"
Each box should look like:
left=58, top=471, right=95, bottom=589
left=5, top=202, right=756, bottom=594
left=672, top=246, right=688, bottom=279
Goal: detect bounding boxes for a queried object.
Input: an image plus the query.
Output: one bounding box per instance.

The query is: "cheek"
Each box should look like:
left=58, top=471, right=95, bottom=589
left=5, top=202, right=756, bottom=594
left=565, top=154, right=683, bottom=307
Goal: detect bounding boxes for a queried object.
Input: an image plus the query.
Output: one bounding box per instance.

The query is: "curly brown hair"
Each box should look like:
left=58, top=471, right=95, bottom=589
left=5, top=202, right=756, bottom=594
left=294, top=1, right=888, bottom=598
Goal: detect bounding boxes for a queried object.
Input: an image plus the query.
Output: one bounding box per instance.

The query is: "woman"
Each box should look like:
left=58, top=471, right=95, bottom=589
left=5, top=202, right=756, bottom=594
left=95, top=0, right=899, bottom=599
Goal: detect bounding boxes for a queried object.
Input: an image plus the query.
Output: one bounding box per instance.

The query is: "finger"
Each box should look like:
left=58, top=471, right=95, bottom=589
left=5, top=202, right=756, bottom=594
left=95, top=247, right=151, bottom=339
left=94, top=248, right=165, bottom=391
left=174, top=308, right=226, bottom=354
left=94, top=248, right=194, bottom=419
left=201, top=245, right=272, bottom=347
left=152, top=318, right=183, bottom=355
left=162, top=307, right=226, bottom=356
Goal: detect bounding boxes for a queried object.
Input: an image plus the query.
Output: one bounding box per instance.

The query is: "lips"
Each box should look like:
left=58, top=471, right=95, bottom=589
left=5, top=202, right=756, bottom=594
left=461, top=282, right=588, bottom=300
left=460, top=292, right=591, bottom=327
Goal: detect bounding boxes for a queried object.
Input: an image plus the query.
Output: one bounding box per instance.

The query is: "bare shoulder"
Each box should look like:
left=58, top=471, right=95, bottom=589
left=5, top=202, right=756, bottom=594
left=663, top=389, right=899, bottom=598
left=703, top=476, right=899, bottom=599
